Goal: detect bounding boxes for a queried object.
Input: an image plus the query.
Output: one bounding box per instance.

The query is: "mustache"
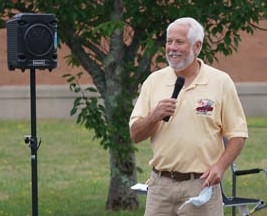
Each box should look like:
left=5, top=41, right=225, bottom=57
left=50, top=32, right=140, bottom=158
left=167, top=51, right=182, bottom=56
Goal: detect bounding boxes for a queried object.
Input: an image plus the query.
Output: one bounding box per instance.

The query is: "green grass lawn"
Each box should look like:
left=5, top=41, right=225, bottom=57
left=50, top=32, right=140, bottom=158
left=0, top=118, right=266, bottom=216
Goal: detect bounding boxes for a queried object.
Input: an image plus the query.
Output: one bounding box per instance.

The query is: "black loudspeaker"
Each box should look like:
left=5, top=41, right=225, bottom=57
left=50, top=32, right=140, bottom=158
left=6, top=13, right=57, bottom=71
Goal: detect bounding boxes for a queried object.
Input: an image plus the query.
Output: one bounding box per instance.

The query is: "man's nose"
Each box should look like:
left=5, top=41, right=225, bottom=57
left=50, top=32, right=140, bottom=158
left=168, top=42, right=179, bottom=50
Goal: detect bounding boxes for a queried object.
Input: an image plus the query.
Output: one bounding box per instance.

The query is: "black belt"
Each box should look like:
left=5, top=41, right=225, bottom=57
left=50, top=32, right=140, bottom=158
left=153, top=167, right=203, bottom=181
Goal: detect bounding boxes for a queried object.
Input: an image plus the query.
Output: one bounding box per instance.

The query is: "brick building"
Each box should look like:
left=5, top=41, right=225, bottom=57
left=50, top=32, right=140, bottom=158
left=0, top=21, right=267, bottom=119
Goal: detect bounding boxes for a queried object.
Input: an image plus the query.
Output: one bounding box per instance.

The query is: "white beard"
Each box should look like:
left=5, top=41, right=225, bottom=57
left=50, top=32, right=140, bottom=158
left=167, top=49, right=195, bottom=71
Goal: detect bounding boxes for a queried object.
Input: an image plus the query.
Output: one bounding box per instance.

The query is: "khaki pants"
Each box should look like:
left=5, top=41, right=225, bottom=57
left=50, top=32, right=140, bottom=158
left=144, top=171, right=224, bottom=216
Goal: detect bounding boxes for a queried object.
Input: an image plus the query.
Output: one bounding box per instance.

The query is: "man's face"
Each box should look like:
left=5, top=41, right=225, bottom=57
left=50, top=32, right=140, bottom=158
left=165, top=24, right=195, bottom=71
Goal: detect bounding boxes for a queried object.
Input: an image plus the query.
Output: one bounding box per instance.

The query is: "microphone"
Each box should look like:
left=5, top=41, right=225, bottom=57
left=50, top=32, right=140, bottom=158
left=163, top=76, right=185, bottom=122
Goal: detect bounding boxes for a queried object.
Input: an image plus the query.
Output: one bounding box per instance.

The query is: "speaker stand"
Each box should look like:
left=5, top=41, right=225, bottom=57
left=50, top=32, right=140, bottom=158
left=24, top=68, right=40, bottom=216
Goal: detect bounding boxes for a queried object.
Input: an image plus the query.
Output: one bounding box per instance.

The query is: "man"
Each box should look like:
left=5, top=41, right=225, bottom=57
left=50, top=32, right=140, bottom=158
left=129, top=17, right=248, bottom=216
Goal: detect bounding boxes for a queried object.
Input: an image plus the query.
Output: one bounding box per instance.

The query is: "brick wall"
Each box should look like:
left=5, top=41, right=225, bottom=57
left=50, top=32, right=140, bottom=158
left=1, top=20, right=267, bottom=85
left=1, top=21, right=267, bottom=119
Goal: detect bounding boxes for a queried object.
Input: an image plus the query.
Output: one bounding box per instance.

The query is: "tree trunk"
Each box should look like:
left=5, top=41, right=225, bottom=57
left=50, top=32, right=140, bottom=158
left=106, top=147, right=139, bottom=210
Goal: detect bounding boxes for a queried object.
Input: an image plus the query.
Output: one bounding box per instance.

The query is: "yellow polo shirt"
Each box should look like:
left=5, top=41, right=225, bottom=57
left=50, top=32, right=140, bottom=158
left=129, top=59, right=248, bottom=173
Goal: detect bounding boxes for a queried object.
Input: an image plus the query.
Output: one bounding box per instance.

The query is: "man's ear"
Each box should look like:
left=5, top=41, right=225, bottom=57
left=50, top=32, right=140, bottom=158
left=194, top=41, right=202, bottom=55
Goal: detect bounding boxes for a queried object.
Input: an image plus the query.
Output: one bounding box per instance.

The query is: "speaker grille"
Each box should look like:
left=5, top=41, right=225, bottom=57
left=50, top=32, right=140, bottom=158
left=24, top=24, right=54, bottom=57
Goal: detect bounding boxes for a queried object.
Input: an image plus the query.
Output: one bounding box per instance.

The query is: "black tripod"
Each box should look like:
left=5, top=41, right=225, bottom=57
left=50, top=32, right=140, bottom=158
left=6, top=13, right=58, bottom=216
left=24, top=68, right=40, bottom=216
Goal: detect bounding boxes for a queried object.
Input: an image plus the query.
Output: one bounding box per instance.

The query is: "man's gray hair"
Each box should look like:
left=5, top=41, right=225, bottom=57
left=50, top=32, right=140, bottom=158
left=167, top=17, right=204, bottom=45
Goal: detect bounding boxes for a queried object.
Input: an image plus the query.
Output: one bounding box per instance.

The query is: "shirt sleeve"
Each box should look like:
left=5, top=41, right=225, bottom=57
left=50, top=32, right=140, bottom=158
left=221, top=77, right=248, bottom=139
left=129, top=79, right=151, bottom=128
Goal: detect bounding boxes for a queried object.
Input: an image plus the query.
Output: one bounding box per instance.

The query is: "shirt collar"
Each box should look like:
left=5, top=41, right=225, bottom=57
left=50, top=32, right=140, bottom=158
left=165, top=58, right=208, bottom=87
left=192, top=58, right=208, bottom=86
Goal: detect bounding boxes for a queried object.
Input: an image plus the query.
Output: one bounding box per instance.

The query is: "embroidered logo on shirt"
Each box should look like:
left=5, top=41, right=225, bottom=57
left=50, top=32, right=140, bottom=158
left=196, top=99, right=214, bottom=115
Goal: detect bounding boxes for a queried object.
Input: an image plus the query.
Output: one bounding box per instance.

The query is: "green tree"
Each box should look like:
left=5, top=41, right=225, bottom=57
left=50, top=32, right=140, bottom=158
left=1, top=0, right=267, bottom=211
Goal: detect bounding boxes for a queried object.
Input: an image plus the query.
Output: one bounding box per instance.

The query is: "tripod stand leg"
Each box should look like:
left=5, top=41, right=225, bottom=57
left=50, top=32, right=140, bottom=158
left=30, top=138, right=38, bottom=216
left=30, top=69, right=38, bottom=216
